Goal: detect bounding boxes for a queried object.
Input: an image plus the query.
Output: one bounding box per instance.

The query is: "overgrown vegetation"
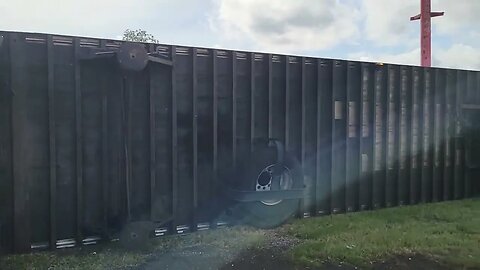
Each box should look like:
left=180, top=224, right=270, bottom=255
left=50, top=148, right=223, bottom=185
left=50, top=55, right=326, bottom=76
left=283, top=199, right=480, bottom=268
left=122, top=29, right=158, bottom=43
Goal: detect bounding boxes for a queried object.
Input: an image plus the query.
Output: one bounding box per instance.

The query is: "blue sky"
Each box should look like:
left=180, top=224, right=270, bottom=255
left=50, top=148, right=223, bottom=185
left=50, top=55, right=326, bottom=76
left=1, top=0, right=479, bottom=69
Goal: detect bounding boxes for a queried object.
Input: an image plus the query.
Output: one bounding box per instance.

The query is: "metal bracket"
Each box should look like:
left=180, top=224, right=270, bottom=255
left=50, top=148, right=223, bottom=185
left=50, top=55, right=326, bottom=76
left=267, top=139, right=286, bottom=180
left=78, top=42, right=172, bottom=71
left=268, top=139, right=285, bottom=164
left=227, top=188, right=304, bottom=202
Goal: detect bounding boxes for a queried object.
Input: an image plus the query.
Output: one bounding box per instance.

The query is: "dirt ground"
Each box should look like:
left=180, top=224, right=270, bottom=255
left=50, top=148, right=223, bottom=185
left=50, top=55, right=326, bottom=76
left=137, top=232, right=450, bottom=270
left=137, top=232, right=297, bottom=270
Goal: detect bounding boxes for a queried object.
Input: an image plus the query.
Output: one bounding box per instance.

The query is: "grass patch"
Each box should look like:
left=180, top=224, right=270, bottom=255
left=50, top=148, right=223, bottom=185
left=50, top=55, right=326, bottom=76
left=0, top=226, right=265, bottom=270
left=283, top=199, right=480, bottom=268
left=0, top=248, right=149, bottom=270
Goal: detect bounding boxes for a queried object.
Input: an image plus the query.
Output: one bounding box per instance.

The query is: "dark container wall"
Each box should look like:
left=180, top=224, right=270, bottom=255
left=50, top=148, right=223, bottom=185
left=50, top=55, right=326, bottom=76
left=0, top=30, right=13, bottom=252
left=0, top=31, right=479, bottom=253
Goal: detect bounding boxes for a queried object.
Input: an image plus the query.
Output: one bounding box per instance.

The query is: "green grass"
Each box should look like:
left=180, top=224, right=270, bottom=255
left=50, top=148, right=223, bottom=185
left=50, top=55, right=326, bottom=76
left=0, top=250, right=148, bottom=270
left=0, top=227, right=265, bottom=270
left=283, top=199, right=480, bottom=268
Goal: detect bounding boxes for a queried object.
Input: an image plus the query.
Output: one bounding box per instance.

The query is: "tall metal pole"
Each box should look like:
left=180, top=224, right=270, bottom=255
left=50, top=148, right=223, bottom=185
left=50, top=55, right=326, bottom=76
left=410, top=0, right=444, bottom=67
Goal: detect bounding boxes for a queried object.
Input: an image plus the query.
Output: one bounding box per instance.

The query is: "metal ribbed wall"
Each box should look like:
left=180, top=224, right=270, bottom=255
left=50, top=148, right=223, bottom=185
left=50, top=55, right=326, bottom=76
left=0, top=31, right=479, bottom=253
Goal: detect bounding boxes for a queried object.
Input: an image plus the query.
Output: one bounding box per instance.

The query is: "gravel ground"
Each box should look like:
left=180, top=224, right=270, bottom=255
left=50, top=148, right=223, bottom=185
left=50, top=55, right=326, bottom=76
left=137, top=230, right=301, bottom=270
left=136, top=227, right=267, bottom=270
left=137, top=230, right=452, bottom=270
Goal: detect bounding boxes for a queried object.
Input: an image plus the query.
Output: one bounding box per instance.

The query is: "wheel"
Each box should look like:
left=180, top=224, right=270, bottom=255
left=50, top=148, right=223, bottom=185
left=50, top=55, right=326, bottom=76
left=119, top=221, right=154, bottom=250
left=233, top=143, right=303, bottom=229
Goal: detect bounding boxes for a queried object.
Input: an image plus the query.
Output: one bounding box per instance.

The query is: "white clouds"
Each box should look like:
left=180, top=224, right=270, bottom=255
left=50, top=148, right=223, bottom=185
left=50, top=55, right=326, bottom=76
left=210, top=0, right=361, bottom=53
left=352, top=0, right=480, bottom=70
left=210, top=0, right=479, bottom=70
left=361, top=0, right=480, bottom=47
left=0, top=0, right=158, bottom=38
left=349, top=44, right=480, bottom=70
left=435, top=44, right=480, bottom=70
left=0, top=0, right=214, bottom=45
left=362, top=0, right=418, bottom=45
left=433, top=0, right=480, bottom=36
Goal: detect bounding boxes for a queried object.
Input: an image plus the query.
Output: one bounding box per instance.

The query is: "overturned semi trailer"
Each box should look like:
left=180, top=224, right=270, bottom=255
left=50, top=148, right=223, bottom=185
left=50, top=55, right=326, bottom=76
left=0, top=31, right=479, bottom=253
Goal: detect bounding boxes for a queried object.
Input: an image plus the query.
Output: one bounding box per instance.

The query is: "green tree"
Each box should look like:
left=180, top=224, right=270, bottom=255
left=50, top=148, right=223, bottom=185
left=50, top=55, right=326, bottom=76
left=122, top=29, right=159, bottom=43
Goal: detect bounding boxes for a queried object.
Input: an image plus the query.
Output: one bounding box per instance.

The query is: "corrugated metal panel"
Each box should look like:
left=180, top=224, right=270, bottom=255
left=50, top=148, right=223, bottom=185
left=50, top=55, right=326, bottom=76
left=0, top=31, right=479, bottom=253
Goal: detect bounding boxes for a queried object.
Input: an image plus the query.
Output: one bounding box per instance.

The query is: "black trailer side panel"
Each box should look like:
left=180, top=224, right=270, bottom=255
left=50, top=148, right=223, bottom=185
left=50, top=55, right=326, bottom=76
left=397, top=66, right=411, bottom=205
left=385, top=65, right=399, bottom=207
left=0, top=31, right=479, bottom=253
left=454, top=71, right=466, bottom=199
left=315, top=59, right=333, bottom=215
left=215, top=50, right=234, bottom=215
left=432, top=68, right=445, bottom=202
left=0, top=32, right=14, bottom=252
left=11, top=33, right=50, bottom=250
left=443, top=70, right=456, bottom=200
left=331, top=60, right=347, bottom=213
left=52, top=36, right=77, bottom=242
left=359, top=63, right=374, bottom=211
left=421, top=68, right=434, bottom=203
left=346, top=62, right=360, bottom=212
left=194, top=48, right=215, bottom=224
left=410, top=67, right=423, bottom=204
left=302, top=58, right=318, bottom=216
left=372, top=64, right=387, bottom=209
left=150, top=58, right=173, bottom=222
